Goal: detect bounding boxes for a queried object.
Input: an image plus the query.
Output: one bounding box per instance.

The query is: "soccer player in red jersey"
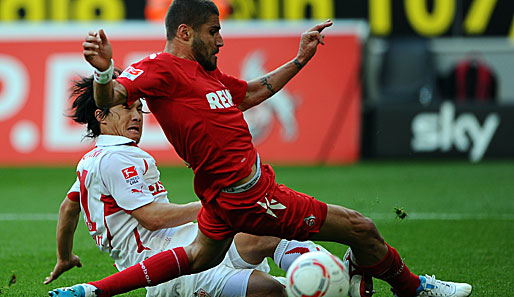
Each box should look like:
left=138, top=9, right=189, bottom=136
left=50, top=0, right=472, bottom=296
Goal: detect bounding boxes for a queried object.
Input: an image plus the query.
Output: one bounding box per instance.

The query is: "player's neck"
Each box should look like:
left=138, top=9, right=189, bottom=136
left=164, top=40, right=195, bottom=61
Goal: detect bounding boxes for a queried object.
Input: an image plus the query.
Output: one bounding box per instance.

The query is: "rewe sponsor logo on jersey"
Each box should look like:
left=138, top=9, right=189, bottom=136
left=122, top=166, right=141, bottom=185
left=411, top=101, right=500, bottom=162
left=120, top=66, right=144, bottom=81
left=205, top=89, right=234, bottom=109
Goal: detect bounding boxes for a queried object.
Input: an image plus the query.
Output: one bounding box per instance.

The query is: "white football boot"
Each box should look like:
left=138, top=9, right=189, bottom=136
left=392, top=275, right=472, bottom=297
left=48, top=284, right=101, bottom=297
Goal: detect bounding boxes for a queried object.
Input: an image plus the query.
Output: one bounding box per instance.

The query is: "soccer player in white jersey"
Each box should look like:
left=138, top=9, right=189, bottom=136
left=45, top=74, right=369, bottom=297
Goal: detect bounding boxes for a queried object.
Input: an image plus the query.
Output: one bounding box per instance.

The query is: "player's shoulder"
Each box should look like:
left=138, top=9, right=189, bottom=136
left=101, top=145, right=154, bottom=168
left=77, top=146, right=106, bottom=166
left=101, top=145, right=143, bottom=161
left=130, top=52, right=173, bottom=68
left=75, top=147, right=107, bottom=180
left=119, top=52, right=176, bottom=81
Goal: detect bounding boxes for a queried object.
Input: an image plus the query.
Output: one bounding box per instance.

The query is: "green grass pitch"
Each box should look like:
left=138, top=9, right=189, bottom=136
left=0, top=160, right=513, bottom=296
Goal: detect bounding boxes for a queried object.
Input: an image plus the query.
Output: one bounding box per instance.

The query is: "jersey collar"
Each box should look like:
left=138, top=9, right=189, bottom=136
left=96, top=135, right=136, bottom=147
left=161, top=52, right=208, bottom=77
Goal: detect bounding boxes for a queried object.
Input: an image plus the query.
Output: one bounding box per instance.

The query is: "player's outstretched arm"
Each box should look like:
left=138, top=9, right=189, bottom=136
left=131, top=201, right=202, bottom=231
left=83, top=29, right=127, bottom=108
left=44, top=198, right=82, bottom=284
left=239, top=20, right=333, bottom=111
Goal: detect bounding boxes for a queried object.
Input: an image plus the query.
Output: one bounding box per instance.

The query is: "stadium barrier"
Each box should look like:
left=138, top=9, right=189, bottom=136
left=362, top=101, right=514, bottom=162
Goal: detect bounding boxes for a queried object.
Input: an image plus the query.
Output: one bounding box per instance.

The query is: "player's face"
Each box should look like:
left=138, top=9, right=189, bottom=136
left=192, top=14, right=224, bottom=71
left=101, top=100, right=144, bottom=143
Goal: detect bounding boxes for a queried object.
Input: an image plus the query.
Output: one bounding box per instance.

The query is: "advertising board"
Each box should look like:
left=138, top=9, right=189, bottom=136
left=0, top=22, right=363, bottom=165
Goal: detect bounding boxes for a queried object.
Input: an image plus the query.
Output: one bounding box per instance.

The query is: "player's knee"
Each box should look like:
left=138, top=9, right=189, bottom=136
left=235, top=233, right=280, bottom=260
left=265, top=281, right=287, bottom=297
left=349, top=213, right=384, bottom=252
left=190, top=255, right=222, bottom=272
left=186, top=243, right=224, bottom=272
left=320, top=205, right=384, bottom=250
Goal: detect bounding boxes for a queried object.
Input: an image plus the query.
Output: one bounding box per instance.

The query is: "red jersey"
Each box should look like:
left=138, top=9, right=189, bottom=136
left=117, top=52, right=257, bottom=203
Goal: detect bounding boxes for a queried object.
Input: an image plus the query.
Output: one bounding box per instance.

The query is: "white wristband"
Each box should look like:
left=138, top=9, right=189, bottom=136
left=94, top=59, right=114, bottom=84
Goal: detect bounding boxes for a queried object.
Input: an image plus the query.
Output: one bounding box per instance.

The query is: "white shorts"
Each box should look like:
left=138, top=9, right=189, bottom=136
left=115, top=223, right=270, bottom=297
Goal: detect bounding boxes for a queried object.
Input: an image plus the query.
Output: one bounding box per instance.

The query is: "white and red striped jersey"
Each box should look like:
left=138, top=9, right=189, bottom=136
left=66, top=135, right=276, bottom=297
left=67, top=135, right=195, bottom=269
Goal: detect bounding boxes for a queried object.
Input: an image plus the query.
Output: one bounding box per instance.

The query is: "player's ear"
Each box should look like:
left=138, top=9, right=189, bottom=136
left=177, top=24, right=192, bottom=41
left=95, top=109, right=106, bottom=123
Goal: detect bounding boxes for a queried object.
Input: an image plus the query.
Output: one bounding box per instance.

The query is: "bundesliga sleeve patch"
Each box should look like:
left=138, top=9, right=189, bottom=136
left=120, top=66, right=144, bottom=81
left=121, top=166, right=140, bottom=185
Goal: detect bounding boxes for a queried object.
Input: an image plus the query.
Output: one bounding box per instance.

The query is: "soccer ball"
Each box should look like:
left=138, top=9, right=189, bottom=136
left=286, top=251, right=350, bottom=297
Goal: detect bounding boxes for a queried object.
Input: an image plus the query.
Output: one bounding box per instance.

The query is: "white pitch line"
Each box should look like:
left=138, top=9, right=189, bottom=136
left=0, top=212, right=513, bottom=221
left=368, top=212, right=514, bottom=221
left=0, top=213, right=58, bottom=221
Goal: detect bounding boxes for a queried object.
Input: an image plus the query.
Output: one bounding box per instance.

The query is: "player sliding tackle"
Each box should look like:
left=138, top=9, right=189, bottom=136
left=50, top=0, right=472, bottom=296
left=45, top=72, right=354, bottom=297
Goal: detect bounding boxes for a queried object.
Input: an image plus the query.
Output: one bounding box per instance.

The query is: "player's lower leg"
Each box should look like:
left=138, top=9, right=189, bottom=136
left=355, top=244, right=472, bottom=297
left=93, top=248, right=189, bottom=296
left=315, top=205, right=421, bottom=297
left=356, top=243, right=421, bottom=296
left=344, top=248, right=375, bottom=297
left=50, top=247, right=190, bottom=297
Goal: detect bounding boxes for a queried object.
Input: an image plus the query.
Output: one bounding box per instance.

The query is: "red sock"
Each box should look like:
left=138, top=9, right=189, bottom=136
left=90, top=247, right=190, bottom=297
left=357, top=243, right=420, bottom=297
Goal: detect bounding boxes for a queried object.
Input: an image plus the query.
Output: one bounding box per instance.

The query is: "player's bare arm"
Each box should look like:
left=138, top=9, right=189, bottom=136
left=94, top=80, right=128, bottom=108
left=44, top=198, right=82, bottom=284
left=131, top=201, right=202, bottom=231
left=239, top=20, right=333, bottom=111
left=83, top=29, right=128, bottom=108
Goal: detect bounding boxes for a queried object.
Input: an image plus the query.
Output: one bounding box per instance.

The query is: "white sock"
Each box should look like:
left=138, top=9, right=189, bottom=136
left=273, top=240, right=320, bottom=272
left=227, top=242, right=260, bottom=269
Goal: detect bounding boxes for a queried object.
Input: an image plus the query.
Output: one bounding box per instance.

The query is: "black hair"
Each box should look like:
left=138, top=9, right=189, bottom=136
left=165, top=0, right=219, bottom=40
left=68, top=69, right=121, bottom=139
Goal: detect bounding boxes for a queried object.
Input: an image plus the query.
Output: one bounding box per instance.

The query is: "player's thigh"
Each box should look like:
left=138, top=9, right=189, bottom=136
left=178, top=267, right=284, bottom=297
left=245, top=270, right=286, bottom=297
left=218, top=183, right=327, bottom=240
left=145, top=265, right=251, bottom=297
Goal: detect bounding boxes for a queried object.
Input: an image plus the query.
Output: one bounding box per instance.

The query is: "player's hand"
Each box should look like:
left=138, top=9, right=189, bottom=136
left=296, top=19, right=333, bottom=67
left=43, top=254, right=82, bottom=285
left=83, top=29, right=113, bottom=71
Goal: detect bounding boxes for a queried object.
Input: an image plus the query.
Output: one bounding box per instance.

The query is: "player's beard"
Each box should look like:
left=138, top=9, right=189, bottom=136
left=192, top=37, right=217, bottom=71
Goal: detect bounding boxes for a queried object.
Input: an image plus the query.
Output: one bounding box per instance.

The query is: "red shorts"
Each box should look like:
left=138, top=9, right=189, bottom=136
left=197, top=164, right=328, bottom=241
